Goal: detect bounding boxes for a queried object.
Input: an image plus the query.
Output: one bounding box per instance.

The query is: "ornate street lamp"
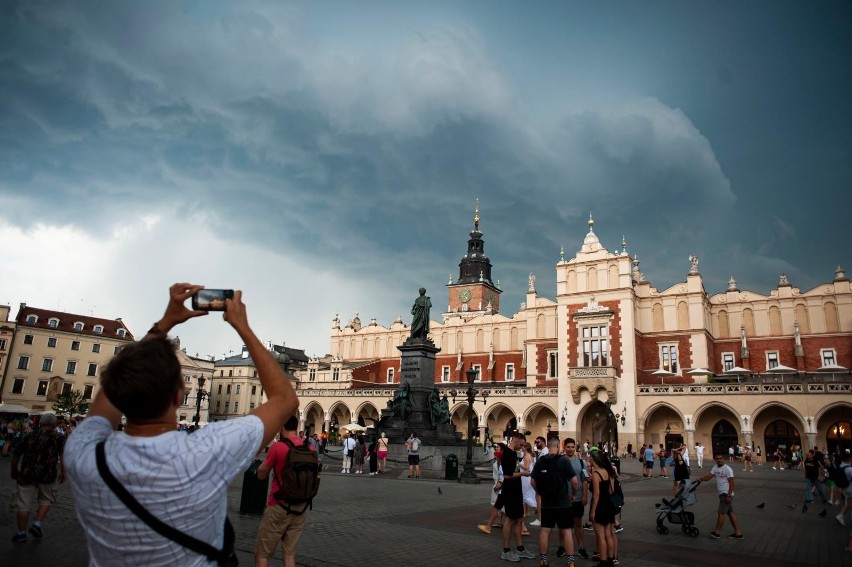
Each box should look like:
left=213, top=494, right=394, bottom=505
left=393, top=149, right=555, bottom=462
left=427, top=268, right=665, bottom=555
left=194, top=376, right=209, bottom=427
left=453, top=365, right=489, bottom=484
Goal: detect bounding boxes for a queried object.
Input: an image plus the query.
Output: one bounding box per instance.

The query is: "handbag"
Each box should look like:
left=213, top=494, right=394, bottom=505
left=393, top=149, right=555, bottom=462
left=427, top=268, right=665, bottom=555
left=95, top=441, right=238, bottom=566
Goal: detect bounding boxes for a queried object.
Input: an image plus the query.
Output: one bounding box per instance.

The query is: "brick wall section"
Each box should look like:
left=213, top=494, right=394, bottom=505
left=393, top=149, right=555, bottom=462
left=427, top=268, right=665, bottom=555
left=741, top=336, right=851, bottom=372
left=535, top=341, right=558, bottom=378
left=565, top=300, right=622, bottom=373
left=635, top=333, right=693, bottom=384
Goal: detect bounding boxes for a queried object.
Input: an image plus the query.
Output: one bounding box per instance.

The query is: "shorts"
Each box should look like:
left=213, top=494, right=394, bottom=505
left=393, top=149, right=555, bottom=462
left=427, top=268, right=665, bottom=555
left=408, top=454, right=420, bottom=465
left=493, top=493, right=505, bottom=510
left=378, top=451, right=388, bottom=459
left=503, top=490, right=524, bottom=520
left=646, top=461, right=654, bottom=469
left=16, top=483, right=56, bottom=509
left=659, top=458, right=666, bottom=467
left=255, top=504, right=307, bottom=558
left=570, top=501, right=585, bottom=519
left=717, top=494, right=734, bottom=515
left=541, top=507, right=573, bottom=530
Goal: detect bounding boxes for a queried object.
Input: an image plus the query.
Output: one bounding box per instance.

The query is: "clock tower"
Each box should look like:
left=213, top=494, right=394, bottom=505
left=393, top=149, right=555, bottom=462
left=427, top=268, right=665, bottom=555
left=445, top=201, right=501, bottom=320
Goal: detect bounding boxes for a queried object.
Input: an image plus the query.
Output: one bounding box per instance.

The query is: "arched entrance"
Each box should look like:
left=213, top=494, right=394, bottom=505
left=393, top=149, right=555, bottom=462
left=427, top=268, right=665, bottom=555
left=764, top=419, right=801, bottom=456
left=826, top=421, right=851, bottom=454
left=711, top=419, right=739, bottom=457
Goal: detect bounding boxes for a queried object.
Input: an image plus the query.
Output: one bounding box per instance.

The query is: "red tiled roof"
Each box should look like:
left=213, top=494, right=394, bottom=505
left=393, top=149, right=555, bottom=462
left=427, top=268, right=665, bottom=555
left=16, top=305, right=135, bottom=341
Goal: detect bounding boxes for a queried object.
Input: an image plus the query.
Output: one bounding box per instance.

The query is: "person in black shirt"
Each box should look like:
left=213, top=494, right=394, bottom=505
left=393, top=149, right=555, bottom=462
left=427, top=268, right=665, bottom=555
left=531, top=437, right=578, bottom=567
left=499, top=432, right=534, bottom=562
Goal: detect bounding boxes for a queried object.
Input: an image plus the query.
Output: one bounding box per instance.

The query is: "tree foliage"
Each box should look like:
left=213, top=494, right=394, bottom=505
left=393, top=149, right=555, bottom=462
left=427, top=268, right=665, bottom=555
left=52, top=389, right=89, bottom=417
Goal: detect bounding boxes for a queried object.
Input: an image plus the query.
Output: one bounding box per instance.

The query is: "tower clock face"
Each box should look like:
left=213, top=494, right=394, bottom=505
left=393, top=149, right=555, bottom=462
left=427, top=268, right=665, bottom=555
left=458, top=288, right=472, bottom=303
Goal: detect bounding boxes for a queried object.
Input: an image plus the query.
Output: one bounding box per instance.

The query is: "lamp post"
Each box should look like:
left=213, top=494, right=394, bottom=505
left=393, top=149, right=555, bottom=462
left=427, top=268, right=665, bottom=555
left=194, top=376, right=208, bottom=427
left=450, top=365, right=489, bottom=484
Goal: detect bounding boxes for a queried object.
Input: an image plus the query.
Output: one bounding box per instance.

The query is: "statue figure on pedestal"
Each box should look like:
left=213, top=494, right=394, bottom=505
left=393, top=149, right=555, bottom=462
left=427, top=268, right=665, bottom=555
left=409, top=288, right=431, bottom=340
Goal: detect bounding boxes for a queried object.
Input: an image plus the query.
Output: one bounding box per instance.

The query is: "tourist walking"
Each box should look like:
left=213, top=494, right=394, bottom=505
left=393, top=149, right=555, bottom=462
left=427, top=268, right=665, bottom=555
left=698, top=452, right=744, bottom=539
left=368, top=437, right=379, bottom=476
left=558, top=438, right=590, bottom=560
left=643, top=444, right=655, bottom=478
left=671, top=443, right=690, bottom=497
left=478, top=442, right=506, bottom=534
left=341, top=432, right=356, bottom=474
left=498, top=432, right=535, bottom=562
left=695, top=442, right=705, bottom=468
left=803, top=449, right=828, bottom=504
left=588, top=448, right=618, bottom=567
left=377, top=432, right=390, bottom=473
left=406, top=432, right=421, bottom=478
left=531, top=437, right=579, bottom=567
left=658, top=444, right=669, bottom=478
left=354, top=435, right=366, bottom=474
left=10, top=413, right=65, bottom=543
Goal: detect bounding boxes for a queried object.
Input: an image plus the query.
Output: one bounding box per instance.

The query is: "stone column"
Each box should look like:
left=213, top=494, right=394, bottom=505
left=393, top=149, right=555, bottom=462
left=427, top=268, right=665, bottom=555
left=806, top=432, right=817, bottom=451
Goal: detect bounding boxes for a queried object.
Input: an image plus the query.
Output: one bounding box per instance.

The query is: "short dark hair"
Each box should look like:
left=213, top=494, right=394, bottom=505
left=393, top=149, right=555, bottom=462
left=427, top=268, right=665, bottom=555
left=564, top=437, right=577, bottom=447
left=101, top=337, right=182, bottom=420
left=284, top=416, right=299, bottom=431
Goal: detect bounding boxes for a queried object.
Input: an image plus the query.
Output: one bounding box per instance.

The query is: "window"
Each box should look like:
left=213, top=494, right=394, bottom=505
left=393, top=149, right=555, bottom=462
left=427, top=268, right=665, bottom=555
left=441, top=366, right=450, bottom=383
left=234, top=401, right=239, bottom=413
left=183, top=392, right=190, bottom=405
left=47, top=337, right=57, bottom=348
left=387, top=368, right=395, bottom=383
left=236, top=384, right=241, bottom=394
left=42, top=358, right=53, bottom=372
left=766, top=352, right=779, bottom=370
left=71, top=341, right=80, bottom=351
left=333, top=368, right=340, bottom=381
left=228, top=370, right=233, bottom=377
left=11, top=378, right=25, bottom=394
left=83, top=384, right=94, bottom=400
left=17, top=355, right=30, bottom=370
left=722, top=353, right=735, bottom=372
left=66, top=361, right=77, bottom=374
left=548, top=351, right=558, bottom=378
left=24, top=334, right=34, bottom=345
left=821, top=349, right=837, bottom=367
left=660, top=344, right=678, bottom=373
left=226, top=384, right=231, bottom=394
left=87, top=363, right=97, bottom=376
left=217, top=384, right=222, bottom=394
left=505, top=363, right=515, bottom=382
left=309, top=369, right=316, bottom=382
left=117, top=329, right=126, bottom=338
left=582, top=325, right=609, bottom=366
left=48, top=318, right=59, bottom=328
left=114, top=346, right=121, bottom=355
left=0, top=338, right=5, bottom=350
left=62, top=382, right=72, bottom=395
left=94, top=325, right=103, bottom=335
left=184, top=375, right=191, bottom=383
left=26, top=315, right=37, bottom=324
left=473, top=364, right=482, bottom=382
left=74, top=322, right=84, bottom=331
left=37, top=380, right=48, bottom=396
left=92, top=343, right=100, bottom=353
left=216, top=401, right=221, bottom=412
left=252, top=370, right=257, bottom=378
left=251, top=385, right=257, bottom=395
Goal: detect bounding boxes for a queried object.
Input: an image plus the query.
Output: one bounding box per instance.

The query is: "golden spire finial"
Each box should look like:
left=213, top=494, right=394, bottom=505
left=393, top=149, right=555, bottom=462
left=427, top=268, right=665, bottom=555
left=474, top=198, right=480, bottom=230
left=588, top=211, right=594, bottom=232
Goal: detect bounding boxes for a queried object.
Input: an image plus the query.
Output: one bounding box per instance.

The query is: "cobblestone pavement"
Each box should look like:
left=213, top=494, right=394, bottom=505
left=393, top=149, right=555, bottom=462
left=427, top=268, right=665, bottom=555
left=1, top=453, right=850, bottom=566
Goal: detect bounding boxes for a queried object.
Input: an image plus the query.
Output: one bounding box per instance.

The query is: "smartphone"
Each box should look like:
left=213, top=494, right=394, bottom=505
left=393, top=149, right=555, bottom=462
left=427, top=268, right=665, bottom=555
left=191, top=289, right=234, bottom=311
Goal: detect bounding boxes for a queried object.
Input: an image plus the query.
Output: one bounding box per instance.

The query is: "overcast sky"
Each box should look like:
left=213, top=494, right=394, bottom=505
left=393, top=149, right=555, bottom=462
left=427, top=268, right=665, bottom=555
left=1, top=1, right=849, bottom=359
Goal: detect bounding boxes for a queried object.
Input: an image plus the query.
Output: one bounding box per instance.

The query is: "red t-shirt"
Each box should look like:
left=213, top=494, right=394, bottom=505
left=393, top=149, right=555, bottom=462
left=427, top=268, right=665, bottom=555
left=264, top=435, right=316, bottom=506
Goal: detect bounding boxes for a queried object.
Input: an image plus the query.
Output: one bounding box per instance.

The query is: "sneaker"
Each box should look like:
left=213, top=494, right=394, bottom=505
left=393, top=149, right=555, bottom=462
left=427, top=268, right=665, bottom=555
left=501, top=550, right=521, bottom=562
left=577, top=547, right=589, bottom=559
left=614, top=524, right=624, bottom=533
left=555, top=547, right=566, bottom=557
left=837, top=513, right=847, bottom=526
left=727, top=533, right=744, bottom=540
left=516, top=549, right=536, bottom=559
left=28, top=525, right=42, bottom=538
left=613, top=558, right=620, bottom=565
left=11, top=532, right=26, bottom=543
left=583, top=522, right=594, bottom=531
left=477, top=524, right=491, bottom=534
left=540, top=561, right=550, bottom=567
left=492, top=523, right=503, bottom=528
left=591, top=551, right=601, bottom=560
left=529, top=519, right=541, bottom=526
left=710, top=531, right=721, bottom=539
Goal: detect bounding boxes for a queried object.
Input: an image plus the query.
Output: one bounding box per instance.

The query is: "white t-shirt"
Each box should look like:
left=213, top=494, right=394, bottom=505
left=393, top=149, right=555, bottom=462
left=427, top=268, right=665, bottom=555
left=695, top=445, right=705, bottom=457
left=65, top=415, right=264, bottom=566
left=710, top=463, right=735, bottom=496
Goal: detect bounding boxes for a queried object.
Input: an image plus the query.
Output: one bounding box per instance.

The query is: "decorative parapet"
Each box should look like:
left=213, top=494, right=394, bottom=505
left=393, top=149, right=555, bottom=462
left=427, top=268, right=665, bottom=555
left=568, top=366, right=617, bottom=404
left=295, top=387, right=559, bottom=398
left=637, top=382, right=851, bottom=395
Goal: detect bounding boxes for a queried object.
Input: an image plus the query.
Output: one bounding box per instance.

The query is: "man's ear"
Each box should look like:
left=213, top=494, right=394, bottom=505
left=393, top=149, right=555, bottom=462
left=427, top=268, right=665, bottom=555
left=174, top=387, right=185, bottom=407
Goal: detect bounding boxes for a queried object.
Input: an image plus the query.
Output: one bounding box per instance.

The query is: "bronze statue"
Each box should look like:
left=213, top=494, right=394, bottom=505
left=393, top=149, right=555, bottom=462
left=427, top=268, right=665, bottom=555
left=429, top=387, right=451, bottom=425
left=409, top=288, right=431, bottom=339
left=392, top=382, right=411, bottom=420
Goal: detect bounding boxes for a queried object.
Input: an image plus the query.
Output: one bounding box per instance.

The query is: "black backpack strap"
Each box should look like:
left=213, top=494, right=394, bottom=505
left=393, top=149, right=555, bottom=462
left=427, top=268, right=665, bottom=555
left=95, top=440, right=233, bottom=565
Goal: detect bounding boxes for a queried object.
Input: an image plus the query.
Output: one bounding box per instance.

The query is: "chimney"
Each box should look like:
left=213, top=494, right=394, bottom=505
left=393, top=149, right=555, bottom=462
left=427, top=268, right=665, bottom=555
left=241, top=345, right=249, bottom=359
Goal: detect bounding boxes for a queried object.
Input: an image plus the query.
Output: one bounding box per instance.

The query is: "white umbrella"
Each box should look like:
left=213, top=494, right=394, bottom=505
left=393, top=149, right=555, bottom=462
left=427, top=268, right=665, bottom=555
left=197, top=421, right=208, bottom=427
left=816, top=364, right=848, bottom=372
left=651, top=369, right=676, bottom=376
left=766, top=364, right=797, bottom=373
left=0, top=403, right=32, bottom=415
left=687, top=368, right=713, bottom=375
left=178, top=419, right=191, bottom=426
left=341, top=423, right=367, bottom=432
left=724, top=366, right=752, bottom=374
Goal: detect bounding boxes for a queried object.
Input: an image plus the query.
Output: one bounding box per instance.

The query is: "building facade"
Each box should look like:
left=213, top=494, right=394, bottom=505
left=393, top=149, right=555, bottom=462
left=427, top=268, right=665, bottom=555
left=0, top=304, right=135, bottom=411
left=293, top=212, right=852, bottom=456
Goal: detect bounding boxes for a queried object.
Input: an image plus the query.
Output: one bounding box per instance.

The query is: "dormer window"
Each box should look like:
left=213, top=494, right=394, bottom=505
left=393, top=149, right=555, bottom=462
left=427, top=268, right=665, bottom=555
left=48, top=318, right=60, bottom=328
left=26, top=315, right=38, bottom=325
left=117, top=329, right=126, bottom=338
left=74, top=322, right=84, bottom=332
left=94, top=325, right=104, bottom=335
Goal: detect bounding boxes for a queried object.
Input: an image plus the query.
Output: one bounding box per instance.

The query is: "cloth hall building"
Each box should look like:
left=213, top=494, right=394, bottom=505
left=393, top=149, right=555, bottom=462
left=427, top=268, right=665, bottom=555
left=293, top=213, right=851, bottom=457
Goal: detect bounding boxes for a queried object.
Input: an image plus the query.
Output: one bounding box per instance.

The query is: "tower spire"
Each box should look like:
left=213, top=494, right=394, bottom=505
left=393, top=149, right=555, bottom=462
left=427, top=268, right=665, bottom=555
left=474, top=198, right=480, bottom=232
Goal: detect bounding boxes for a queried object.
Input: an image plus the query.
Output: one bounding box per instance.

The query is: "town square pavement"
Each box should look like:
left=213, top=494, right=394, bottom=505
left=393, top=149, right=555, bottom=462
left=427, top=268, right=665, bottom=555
left=1, top=451, right=849, bottom=566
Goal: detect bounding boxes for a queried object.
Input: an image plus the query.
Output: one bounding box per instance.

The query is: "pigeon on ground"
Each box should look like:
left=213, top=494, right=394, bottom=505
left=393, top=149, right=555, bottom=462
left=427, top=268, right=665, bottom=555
left=438, top=487, right=443, bottom=495
left=818, top=509, right=827, bottom=517
left=787, top=504, right=797, bottom=509
left=756, top=503, right=765, bottom=509
left=802, top=503, right=808, bottom=513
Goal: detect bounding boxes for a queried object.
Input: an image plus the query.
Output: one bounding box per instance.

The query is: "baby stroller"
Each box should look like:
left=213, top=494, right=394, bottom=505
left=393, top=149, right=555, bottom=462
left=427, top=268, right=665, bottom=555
left=655, top=479, right=701, bottom=536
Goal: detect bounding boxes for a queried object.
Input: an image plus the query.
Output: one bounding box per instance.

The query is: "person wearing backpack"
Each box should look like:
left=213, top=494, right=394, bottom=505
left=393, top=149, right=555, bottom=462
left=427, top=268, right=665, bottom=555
left=531, top=437, right=579, bottom=567
left=406, top=432, right=421, bottom=479
left=255, top=415, right=318, bottom=567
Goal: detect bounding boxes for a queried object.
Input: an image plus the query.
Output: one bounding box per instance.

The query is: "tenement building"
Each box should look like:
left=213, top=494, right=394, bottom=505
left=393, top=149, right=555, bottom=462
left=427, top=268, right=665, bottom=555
left=0, top=304, right=135, bottom=411
left=294, top=211, right=851, bottom=456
